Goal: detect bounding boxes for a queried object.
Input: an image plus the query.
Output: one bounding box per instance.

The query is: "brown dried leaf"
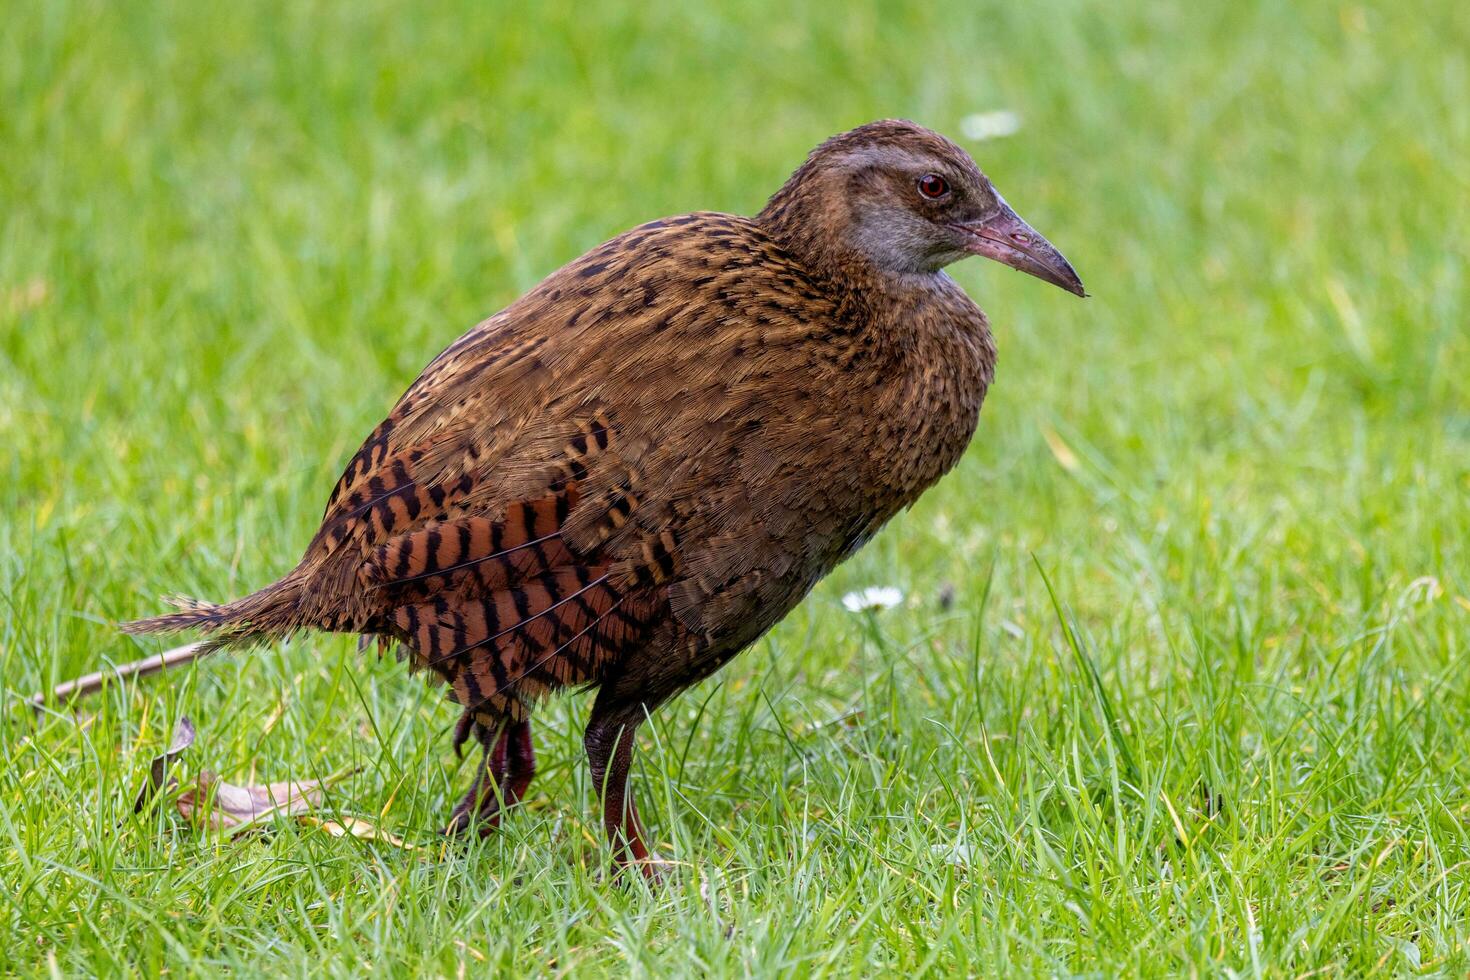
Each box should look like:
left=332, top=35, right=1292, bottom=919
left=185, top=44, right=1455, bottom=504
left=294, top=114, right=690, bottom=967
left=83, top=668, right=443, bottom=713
left=133, top=716, right=196, bottom=813
left=299, top=815, right=422, bottom=851
left=177, top=770, right=326, bottom=831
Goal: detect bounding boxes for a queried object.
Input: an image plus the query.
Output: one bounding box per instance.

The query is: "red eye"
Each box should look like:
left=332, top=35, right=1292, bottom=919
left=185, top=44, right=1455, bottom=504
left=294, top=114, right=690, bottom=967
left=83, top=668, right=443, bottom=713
left=917, top=173, right=950, bottom=199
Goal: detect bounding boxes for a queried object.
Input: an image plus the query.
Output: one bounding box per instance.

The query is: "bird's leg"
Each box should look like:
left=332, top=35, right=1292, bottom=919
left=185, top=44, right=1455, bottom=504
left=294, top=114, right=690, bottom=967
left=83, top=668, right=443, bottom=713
left=584, top=701, right=658, bottom=879
left=445, top=716, right=522, bottom=837
left=502, top=718, right=536, bottom=806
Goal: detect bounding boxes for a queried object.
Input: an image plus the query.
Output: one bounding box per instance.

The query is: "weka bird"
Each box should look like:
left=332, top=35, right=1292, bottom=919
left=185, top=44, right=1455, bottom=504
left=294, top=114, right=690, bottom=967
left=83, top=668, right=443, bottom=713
left=125, top=120, right=1083, bottom=876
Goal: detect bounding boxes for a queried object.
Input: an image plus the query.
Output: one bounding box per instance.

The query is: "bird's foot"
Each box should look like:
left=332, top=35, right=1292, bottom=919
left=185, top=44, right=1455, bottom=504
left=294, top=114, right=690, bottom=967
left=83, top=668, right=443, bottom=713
left=442, top=748, right=510, bottom=839
left=442, top=791, right=504, bottom=839
left=445, top=717, right=535, bottom=838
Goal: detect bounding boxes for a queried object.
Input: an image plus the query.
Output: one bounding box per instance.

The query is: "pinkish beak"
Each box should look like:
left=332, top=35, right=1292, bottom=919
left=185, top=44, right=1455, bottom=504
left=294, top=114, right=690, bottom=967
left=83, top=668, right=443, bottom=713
left=955, top=200, right=1086, bottom=297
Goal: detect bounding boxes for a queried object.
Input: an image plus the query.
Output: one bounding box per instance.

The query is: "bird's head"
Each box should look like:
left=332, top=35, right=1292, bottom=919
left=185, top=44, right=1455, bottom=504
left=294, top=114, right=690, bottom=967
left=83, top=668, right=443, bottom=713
left=760, top=120, right=1085, bottom=296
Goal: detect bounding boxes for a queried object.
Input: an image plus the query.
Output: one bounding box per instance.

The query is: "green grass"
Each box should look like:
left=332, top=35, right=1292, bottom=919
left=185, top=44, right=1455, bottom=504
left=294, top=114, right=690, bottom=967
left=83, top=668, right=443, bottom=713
left=3, top=0, right=1468, bottom=974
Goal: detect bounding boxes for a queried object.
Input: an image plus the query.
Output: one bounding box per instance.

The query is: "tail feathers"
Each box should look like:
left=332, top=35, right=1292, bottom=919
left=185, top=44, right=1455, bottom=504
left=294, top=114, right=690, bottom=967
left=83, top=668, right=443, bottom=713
left=121, top=572, right=311, bottom=651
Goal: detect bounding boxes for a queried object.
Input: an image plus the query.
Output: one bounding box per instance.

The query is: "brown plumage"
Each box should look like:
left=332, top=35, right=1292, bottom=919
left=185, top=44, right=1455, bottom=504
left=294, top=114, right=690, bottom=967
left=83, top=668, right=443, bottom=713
left=124, top=120, right=1083, bottom=876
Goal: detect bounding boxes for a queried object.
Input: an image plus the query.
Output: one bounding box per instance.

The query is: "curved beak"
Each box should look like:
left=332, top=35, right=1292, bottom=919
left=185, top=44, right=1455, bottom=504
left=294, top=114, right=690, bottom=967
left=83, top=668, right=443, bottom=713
left=955, top=199, right=1086, bottom=297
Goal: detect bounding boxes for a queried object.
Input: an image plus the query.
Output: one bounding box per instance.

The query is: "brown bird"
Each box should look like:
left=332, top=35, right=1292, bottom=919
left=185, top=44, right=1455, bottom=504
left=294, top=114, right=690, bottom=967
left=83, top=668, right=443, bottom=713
left=125, top=120, right=1083, bottom=877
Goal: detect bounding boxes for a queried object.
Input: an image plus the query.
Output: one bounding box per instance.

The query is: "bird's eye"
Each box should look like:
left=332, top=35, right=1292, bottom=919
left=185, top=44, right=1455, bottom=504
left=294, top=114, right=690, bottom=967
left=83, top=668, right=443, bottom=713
left=917, top=173, right=950, bottom=199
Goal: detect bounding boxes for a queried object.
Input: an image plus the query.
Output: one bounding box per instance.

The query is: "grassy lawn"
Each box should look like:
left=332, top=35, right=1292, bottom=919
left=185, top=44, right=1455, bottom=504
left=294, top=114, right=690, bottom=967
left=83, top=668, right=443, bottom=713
left=3, top=0, right=1468, bottom=974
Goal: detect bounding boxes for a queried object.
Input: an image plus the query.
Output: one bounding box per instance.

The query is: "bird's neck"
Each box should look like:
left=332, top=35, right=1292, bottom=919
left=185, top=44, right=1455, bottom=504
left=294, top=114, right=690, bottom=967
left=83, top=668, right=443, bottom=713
left=757, top=183, right=885, bottom=295
left=756, top=186, right=949, bottom=313
left=762, top=216, right=953, bottom=336
left=760, top=186, right=996, bottom=501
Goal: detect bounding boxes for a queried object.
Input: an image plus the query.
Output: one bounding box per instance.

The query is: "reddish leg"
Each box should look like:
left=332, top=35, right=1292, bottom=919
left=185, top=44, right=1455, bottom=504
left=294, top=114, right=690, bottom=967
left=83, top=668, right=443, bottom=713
left=445, top=717, right=535, bottom=837
left=584, top=703, right=658, bottom=879
left=503, top=719, right=537, bottom=805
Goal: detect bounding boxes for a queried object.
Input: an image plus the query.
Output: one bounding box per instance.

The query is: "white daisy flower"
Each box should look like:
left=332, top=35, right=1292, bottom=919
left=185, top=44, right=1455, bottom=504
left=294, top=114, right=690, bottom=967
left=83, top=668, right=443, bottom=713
left=841, top=586, right=904, bottom=613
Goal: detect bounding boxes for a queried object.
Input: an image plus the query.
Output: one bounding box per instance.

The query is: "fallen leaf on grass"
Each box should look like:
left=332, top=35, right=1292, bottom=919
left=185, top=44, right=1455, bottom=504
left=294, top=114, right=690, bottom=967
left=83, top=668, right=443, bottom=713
left=133, top=716, right=196, bottom=813
left=298, top=815, right=422, bottom=851
left=1040, top=425, right=1080, bottom=472
left=4, top=277, right=49, bottom=315
left=931, top=841, right=983, bottom=868
left=454, top=940, right=487, bottom=963
left=178, top=771, right=326, bottom=831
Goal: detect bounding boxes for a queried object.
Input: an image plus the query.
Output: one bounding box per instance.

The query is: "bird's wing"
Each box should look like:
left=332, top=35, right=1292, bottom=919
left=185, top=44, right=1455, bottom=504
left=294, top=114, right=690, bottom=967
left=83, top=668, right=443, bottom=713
left=355, top=410, right=677, bottom=719
left=299, top=213, right=849, bottom=712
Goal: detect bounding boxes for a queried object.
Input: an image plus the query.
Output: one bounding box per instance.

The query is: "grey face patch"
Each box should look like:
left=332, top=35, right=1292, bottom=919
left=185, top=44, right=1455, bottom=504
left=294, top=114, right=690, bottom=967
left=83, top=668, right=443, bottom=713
left=848, top=205, right=964, bottom=275
left=828, top=144, right=986, bottom=275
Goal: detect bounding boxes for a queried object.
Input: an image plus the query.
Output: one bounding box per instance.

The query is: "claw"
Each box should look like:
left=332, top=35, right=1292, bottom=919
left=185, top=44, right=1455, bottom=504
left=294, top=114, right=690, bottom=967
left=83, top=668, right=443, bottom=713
left=452, top=709, right=475, bottom=760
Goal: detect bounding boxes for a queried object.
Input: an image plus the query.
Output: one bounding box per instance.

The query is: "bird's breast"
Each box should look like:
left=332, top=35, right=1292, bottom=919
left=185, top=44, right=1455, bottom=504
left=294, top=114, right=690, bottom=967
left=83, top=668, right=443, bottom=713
left=674, top=319, right=992, bottom=650
left=845, top=307, right=994, bottom=506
